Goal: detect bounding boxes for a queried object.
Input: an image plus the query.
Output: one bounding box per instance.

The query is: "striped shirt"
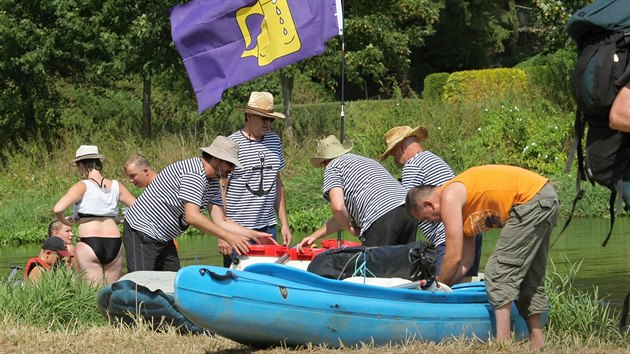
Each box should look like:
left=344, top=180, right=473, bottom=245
left=210, top=131, right=285, bottom=229
left=125, top=157, right=220, bottom=242
left=323, top=153, right=406, bottom=236
left=401, top=150, right=455, bottom=246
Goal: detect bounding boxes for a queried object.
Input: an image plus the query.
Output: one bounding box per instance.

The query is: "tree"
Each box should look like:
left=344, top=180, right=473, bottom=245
left=303, top=0, right=443, bottom=100
left=96, top=0, right=183, bottom=139
left=0, top=0, right=109, bottom=146
left=531, top=0, right=591, bottom=51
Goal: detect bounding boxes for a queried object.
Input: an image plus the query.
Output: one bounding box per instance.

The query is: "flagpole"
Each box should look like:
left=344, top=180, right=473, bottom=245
left=337, top=0, right=345, bottom=248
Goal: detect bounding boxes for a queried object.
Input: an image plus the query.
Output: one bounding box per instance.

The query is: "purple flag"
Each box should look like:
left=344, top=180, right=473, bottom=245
left=170, top=0, right=343, bottom=114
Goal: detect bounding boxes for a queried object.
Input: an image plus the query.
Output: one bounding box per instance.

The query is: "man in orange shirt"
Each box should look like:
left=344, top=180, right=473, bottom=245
left=405, top=165, right=559, bottom=350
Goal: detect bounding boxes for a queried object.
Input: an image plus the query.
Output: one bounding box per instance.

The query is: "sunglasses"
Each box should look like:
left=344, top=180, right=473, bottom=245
left=260, top=117, right=275, bottom=123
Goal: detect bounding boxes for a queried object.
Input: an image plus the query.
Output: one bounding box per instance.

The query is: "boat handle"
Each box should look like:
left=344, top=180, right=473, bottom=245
left=199, top=268, right=238, bottom=281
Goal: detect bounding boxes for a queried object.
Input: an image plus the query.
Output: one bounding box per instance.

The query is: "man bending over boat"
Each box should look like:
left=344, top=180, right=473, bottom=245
left=405, top=165, right=558, bottom=350
left=381, top=125, right=482, bottom=278
left=122, top=136, right=274, bottom=272
left=296, top=135, right=417, bottom=250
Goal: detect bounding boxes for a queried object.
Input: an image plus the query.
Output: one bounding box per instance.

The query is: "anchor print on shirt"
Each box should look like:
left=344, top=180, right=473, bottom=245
left=246, top=151, right=276, bottom=197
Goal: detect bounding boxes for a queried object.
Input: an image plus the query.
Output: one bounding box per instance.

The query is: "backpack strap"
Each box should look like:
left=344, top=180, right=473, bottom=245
left=602, top=189, right=616, bottom=247
left=621, top=291, right=629, bottom=330
left=554, top=108, right=587, bottom=246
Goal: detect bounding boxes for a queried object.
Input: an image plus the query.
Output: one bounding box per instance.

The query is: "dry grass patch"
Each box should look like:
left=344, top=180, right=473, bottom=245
left=1, top=318, right=628, bottom=354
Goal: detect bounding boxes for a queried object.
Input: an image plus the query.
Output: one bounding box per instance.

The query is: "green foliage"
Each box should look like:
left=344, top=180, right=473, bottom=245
left=473, top=100, right=572, bottom=175
left=443, top=68, right=528, bottom=104
left=290, top=102, right=343, bottom=140
left=0, top=268, right=105, bottom=330
left=311, top=0, right=443, bottom=97
left=422, top=72, right=450, bottom=101
left=545, top=259, right=628, bottom=343
left=0, top=67, right=616, bottom=241
left=518, top=48, right=576, bottom=110
left=551, top=172, right=615, bottom=218
left=534, top=0, right=592, bottom=51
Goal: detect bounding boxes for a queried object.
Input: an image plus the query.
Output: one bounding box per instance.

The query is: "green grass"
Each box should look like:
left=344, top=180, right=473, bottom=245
left=545, top=259, right=628, bottom=345
left=0, top=268, right=106, bottom=330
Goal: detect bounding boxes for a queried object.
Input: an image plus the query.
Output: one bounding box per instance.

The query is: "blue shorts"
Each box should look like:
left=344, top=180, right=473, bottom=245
left=434, top=233, right=482, bottom=277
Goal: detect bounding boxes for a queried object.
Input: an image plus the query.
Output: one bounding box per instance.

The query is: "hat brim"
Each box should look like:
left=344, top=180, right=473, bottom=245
left=70, top=154, right=106, bottom=166
left=242, top=107, right=285, bottom=119
left=310, top=141, right=353, bottom=167
left=201, top=147, right=242, bottom=168
left=56, top=250, right=71, bottom=257
left=380, top=126, right=428, bottom=161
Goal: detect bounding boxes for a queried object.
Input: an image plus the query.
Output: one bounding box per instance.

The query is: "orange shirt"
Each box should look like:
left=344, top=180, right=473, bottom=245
left=442, top=165, right=548, bottom=237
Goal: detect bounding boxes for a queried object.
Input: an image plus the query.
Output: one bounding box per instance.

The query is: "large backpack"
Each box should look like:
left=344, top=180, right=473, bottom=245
left=564, top=0, right=630, bottom=246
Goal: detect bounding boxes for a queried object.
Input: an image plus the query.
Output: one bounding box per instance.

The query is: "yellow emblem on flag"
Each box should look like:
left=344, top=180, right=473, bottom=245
left=237, top=0, right=302, bottom=66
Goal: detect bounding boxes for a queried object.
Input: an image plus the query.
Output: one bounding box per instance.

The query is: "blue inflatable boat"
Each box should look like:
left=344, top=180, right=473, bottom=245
left=174, top=264, right=546, bottom=347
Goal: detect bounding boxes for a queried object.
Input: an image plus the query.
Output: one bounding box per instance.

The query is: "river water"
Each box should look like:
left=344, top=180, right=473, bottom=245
left=1, top=217, right=628, bottom=310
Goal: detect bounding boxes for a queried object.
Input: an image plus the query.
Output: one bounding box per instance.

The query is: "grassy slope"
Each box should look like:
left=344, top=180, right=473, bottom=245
left=0, top=96, right=614, bottom=244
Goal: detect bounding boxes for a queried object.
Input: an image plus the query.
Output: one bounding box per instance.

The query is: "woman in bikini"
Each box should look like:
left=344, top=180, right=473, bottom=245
left=53, top=145, right=135, bottom=286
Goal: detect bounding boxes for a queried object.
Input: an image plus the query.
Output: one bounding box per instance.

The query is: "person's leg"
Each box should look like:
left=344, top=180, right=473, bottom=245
left=465, top=233, right=483, bottom=277
left=156, top=240, right=181, bottom=272
left=96, top=237, right=123, bottom=284
left=494, top=302, right=513, bottom=341
left=486, top=183, right=558, bottom=344
left=526, top=313, right=544, bottom=350
left=122, top=221, right=143, bottom=272
left=75, top=238, right=105, bottom=286
left=517, top=184, right=558, bottom=349
left=103, top=248, right=123, bottom=285
left=433, top=243, right=446, bottom=274
left=126, top=230, right=164, bottom=272
left=484, top=218, right=541, bottom=338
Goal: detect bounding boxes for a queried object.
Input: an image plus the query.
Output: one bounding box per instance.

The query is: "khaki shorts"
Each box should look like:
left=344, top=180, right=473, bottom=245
left=484, top=183, right=559, bottom=318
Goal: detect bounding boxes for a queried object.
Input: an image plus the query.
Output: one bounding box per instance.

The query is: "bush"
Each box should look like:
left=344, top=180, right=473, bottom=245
left=422, top=72, right=450, bottom=101
left=518, top=48, right=575, bottom=110
left=443, top=68, right=528, bottom=104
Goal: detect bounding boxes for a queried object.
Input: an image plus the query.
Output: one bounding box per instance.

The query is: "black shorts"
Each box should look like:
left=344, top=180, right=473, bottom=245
left=122, top=220, right=180, bottom=272
left=360, top=205, right=418, bottom=246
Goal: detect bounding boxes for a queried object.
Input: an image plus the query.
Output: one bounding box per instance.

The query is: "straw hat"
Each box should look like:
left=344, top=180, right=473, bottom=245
left=380, top=126, right=428, bottom=161
left=310, top=135, right=353, bottom=167
left=200, top=136, right=242, bottom=168
left=242, top=91, right=285, bottom=119
left=70, top=145, right=106, bottom=166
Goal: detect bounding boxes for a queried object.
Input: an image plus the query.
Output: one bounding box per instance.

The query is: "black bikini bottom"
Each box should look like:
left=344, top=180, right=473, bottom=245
left=78, top=237, right=122, bottom=265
